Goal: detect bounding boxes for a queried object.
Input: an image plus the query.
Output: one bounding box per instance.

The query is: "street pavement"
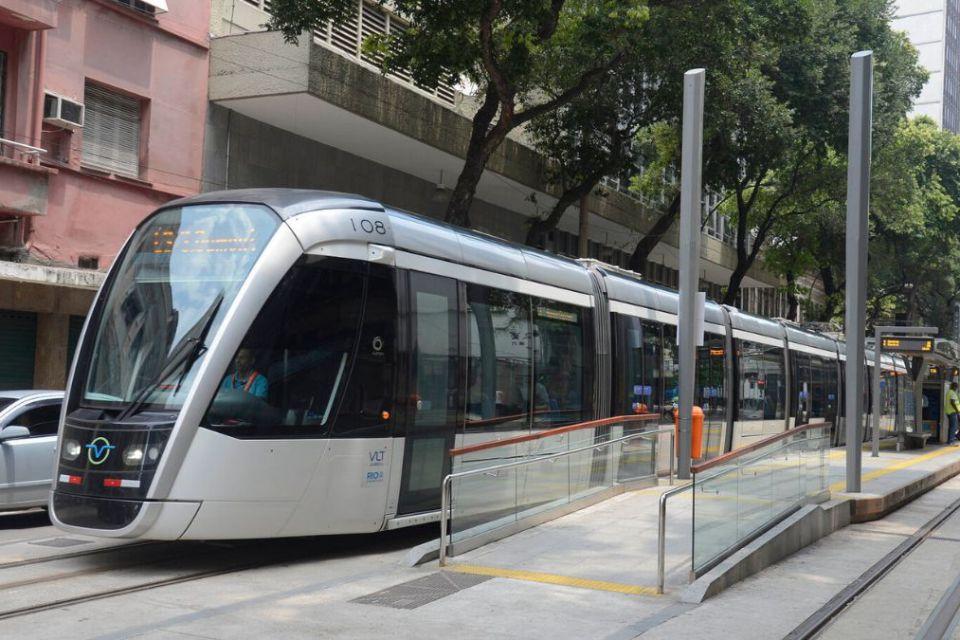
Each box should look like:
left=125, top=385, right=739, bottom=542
left=2, top=442, right=960, bottom=638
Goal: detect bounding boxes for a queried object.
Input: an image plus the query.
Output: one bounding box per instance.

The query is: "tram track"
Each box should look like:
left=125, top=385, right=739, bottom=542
left=0, top=524, right=438, bottom=623
left=0, top=540, right=301, bottom=622
left=0, top=540, right=216, bottom=593
left=785, top=494, right=960, bottom=639
left=0, top=539, right=159, bottom=572
left=0, top=556, right=268, bottom=622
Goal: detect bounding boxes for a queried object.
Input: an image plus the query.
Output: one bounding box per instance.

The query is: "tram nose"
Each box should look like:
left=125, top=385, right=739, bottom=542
left=53, top=414, right=176, bottom=530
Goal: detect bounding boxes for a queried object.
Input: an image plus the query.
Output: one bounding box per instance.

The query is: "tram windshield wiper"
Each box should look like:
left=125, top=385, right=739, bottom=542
left=117, top=292, right=225, bottom=420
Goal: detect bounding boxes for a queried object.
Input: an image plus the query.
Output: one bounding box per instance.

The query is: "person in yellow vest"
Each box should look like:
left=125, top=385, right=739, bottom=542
left=946, top=382, right=960, bottom=445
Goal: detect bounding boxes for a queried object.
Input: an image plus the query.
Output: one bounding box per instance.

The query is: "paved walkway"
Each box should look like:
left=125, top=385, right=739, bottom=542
left=7, top=441, right=960, bottom=639
left=444, top=441, right=960, bottom=601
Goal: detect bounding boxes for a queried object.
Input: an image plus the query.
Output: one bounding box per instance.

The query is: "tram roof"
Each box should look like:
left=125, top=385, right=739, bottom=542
left=594, top=266, right=726, bottom=326
left=726, top=306, right=786, bottom=341
left=166, top=188, right=383, bottom=219
left=166, top=189, right=596, bottom=295
left=782, top=323, right=839, bottom=353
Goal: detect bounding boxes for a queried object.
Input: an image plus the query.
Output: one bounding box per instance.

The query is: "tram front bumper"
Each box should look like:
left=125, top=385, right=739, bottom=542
left=50, top=492, right=201, bottom=540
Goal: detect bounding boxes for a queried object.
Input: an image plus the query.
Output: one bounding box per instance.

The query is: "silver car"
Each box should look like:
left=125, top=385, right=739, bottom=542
left=0, top=390, right=63, bottom=511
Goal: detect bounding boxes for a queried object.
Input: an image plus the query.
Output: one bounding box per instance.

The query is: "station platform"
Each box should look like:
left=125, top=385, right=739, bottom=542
left=440, top=440, right=960, bottom=607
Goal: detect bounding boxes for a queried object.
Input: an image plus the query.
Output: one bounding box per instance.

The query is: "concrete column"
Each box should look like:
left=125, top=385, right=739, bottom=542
left=33, top=312, right=69, bottom=389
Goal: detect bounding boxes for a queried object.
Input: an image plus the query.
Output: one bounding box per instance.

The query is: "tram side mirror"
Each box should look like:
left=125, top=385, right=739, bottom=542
left=0, top=426, right=30, bottom=441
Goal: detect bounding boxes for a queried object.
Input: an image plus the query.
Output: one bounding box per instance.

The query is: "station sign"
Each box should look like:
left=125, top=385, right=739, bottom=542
left=880, top=337, right=933, bottom=353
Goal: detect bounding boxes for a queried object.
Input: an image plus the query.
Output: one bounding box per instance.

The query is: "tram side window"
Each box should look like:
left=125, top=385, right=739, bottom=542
left=792, top=352, right=811, bottom=424
left=202, top=256, right=373, bottom=438
left=662, top=325, right=680, bottom=425
left=737, top=339, right=785, bottom=424
left=880, top=369, right=897, bottom=430
left=335, top=265, right=397, bottom=436
left=532, top=299, right=591, bottom=428
left=696, top=333, right=726, bottom=422
left=809, top=356, right=823, bottom=420
left=810, top=356, right=836, bottom=422
left=466, top=285, right=532, bottom=434
left=824, top=359, right=839, bottom=423
left=613, top=315, right=663, bottom=424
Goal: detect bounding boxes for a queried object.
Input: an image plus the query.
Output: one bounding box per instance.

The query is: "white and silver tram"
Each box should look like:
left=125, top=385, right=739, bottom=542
left=50, top=189, right=917, bottom=539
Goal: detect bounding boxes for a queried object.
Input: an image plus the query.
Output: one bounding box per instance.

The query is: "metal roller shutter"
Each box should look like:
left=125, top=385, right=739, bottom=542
left=81, top=84, right=141, bottom=178
left=0, top=310, right=37, bottom=390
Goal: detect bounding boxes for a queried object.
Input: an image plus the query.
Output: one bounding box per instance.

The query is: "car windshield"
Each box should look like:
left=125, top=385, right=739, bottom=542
left=79, top=204, right=280, bottom=410
left=0, top=398, right=15, bottom=412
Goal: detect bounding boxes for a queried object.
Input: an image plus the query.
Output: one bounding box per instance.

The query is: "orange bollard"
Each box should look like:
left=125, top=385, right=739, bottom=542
left=674, top=406, right=705, bottom=460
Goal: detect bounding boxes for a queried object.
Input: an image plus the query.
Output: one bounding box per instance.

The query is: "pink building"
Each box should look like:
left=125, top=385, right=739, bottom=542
left=0, top=0, right=209, bottom=388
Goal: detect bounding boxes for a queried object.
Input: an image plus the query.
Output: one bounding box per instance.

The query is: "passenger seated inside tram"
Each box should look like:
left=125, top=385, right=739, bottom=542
left=545, top=368, right=579, bottom=411
left=220, top=347, right=268, bottom=399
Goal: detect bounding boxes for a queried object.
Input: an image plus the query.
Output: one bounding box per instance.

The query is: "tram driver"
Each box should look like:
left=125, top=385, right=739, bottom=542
left=220, top=347, right=268, bottom=400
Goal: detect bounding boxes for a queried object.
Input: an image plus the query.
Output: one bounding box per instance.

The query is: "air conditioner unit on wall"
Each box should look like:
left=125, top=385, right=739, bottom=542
left=43, top=92, right=84, bottom=129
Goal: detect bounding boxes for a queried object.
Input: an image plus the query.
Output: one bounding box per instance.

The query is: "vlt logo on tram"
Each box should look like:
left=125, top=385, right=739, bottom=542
left=85, top=437, right=116, bottom=465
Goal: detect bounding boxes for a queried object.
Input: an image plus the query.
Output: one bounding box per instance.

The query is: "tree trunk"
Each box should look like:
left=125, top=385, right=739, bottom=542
left=524, top=172, right=604, bottom=247
left=819, top=265, right=838, bottom=322
left=627, top=193, right=681, bottom=273
left=445, top=152, right=490, bottom=229
left=722, top=263, right=750, bottom=306
left=578, top=193, right=589, bottom=257
left=444, top=85, right=502, bottom=228
left=786, top=270, right=799, bottom=321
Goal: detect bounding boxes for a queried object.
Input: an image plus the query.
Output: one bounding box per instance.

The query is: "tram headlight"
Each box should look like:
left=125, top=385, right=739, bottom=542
left=122, top=446, right=144, bottom=466
left=62, top=439, right=81, bottom=461
left=146, top=445, right=161, bottom=463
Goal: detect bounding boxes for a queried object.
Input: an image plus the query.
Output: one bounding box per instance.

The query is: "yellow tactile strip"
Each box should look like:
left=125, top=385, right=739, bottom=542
left=829, top=445, right=960, bottom=493
left=445, top=563, right=660, bottom=597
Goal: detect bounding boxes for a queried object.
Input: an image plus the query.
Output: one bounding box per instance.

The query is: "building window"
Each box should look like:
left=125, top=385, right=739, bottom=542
left=81, top=83, right=142, bottom=178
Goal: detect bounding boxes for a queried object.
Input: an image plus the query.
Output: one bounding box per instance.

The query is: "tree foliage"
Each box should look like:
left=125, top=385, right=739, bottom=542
left=267, top=0, right=650, bottom=228
left=621, top=0, right=924, bottom=305
left=763, top=117, right=960, bottom=331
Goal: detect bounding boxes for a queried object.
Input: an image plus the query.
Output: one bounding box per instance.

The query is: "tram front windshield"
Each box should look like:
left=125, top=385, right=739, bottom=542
left=77, top=204, right=279, bottom=413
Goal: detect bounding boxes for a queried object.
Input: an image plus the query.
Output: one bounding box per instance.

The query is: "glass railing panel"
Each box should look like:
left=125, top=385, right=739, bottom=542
left=516, top=450, right=570, bottom=519
left=616, top=434, right=658, bottom=484
left=767, top=441, right=800, bottom=530
left=450, top=464, right=518, bottom=543
left=735, top=450, right=775, bottom=541
left=691, top=463, right=740, bottom=569
left=447, top=424, right=665, bottom=551
left=692, top=424, right=832, bottom=573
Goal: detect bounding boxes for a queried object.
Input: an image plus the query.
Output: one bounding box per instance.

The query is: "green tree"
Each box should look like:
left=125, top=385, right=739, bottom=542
left=625, top=0, right=924, bottom=307
left=522, top=0, right=744, bottom=252
left=868, top=117, right=960, bottom=327
left=267, top=0, right=650, bottom=228
left=764, top=118, right=960, bottom=329
left=522, top=61, right=650, bottom=249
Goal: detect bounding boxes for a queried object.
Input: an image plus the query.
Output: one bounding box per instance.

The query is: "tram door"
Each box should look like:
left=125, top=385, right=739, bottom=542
left=397, top=273, right=461, bottom=515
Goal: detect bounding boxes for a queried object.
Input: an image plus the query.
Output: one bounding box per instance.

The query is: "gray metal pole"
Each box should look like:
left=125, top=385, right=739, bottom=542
left=845, top=51, right=873, bottom=493
left=677, top=68, right=705, bottom=480
left=872, top=326, right=881, bottom=457
left=579, top=193, right=589, bottom=258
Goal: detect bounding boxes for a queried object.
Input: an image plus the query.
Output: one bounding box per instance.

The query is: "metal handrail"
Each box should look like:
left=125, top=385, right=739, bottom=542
left=449, top=413, right=660, bottom=457
left=440, top=425, right=675, bottom=567
left=658, top=481, right=691, bottom=594
left=690, top=422, right=833, bottom=474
